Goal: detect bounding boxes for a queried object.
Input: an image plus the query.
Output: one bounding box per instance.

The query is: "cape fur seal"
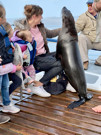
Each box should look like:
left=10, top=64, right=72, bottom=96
left=56, top=7, right=93, bottom=109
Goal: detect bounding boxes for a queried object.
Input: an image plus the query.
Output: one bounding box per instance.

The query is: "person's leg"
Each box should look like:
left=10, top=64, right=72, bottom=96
left=1, top=74, right=10, bottom=106
left=78, top=34, right=93, bottom=70
left=93, top=42, right=101, bottom=50
left=93, top=42, right=101, bottom=66
left=0, top=76, right=10, bottom=124
left=9, top=73, right=22, bottom=95
left=78, top=34, right=93, bottom=62
left=26, top=65, right=36, bottom=80
left=30, top=53, right=62, bottom=97
left=0, top=76, right=3, bottom=105
left=40, top=63, right=62, bottom=85
left=1, top=74, right=20, bottom=113
left=34, top=53, right=63, bottom=85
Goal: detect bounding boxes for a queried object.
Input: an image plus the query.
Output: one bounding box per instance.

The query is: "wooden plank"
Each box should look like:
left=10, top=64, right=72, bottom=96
left=2, top=90, right=101, bottom=135
left=19, top=98, right=101, bottom=126
left=0, top=122, right=48, bottom=135
left=8, top=115, right=74, bottom=135
left=0, top=127, right=20, bottom=135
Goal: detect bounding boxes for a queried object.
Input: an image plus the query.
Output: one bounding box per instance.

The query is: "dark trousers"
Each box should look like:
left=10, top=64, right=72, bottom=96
left=9, top=73, right=22, bottom=95
left=34, top=52, right=63, bottom=85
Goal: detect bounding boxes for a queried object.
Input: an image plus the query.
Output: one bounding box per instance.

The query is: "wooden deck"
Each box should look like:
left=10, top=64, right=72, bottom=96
left=1, top=89, right=101, bottom=135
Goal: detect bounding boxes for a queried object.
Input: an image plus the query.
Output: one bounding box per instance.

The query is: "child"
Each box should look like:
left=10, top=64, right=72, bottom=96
left=3, top=23, right=35, bottom=90
left=2, top=22, right=22, bottom=95
left=12, top=29, right=36, bottom=82
left=0, top=4, right=20, bottom=114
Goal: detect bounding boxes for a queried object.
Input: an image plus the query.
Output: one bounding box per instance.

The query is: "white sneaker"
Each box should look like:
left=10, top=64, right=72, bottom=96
left=2, top=103, right=20, bottom=114
left=66, top=83, right=76, bottom=92
left=31, top=85, right=51, bottom=97
left=0, top=115, right=10, bottom=124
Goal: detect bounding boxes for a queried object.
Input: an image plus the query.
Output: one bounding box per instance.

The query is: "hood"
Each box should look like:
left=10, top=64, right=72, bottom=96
left=11, top=30, right=22, bottom=42
left=14, top=18, right=29, bottom=30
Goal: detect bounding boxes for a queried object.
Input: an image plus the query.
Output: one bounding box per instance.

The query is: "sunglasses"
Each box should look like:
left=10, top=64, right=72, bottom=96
left=87, top=3, right=92, bottom=7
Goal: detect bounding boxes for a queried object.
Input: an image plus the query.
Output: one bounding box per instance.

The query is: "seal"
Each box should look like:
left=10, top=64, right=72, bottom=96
left=56, top=7, right=93, bottom=109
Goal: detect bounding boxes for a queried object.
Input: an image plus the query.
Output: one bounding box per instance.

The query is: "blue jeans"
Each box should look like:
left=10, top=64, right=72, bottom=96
left=0, top=74, right=10, bottom=106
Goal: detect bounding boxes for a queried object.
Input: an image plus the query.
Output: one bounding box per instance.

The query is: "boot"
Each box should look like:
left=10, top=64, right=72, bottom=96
left=83, top=61, right=89, bottom=70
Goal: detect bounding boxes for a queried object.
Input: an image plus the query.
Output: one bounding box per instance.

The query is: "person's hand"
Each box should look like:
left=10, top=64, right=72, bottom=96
left=23, top=54, right=27, bottom=59
left=92, top=2, right=98, bottom=12
left=0, top=56, right=2, bottom=64
left=11, top=44, right=15, bottom=53
left=16, top=63, right=22, bottom=71
left=33, top=81, right=43, bottom=87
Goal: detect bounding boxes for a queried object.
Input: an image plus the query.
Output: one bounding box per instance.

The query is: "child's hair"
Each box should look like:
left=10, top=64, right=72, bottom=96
left=0, top=4, right=5, bottom=18
left=2, top=22, right=12, bottom=35
left=16, top=30, right=27, bottom=41
left=24, top=5, right=43, bottom=20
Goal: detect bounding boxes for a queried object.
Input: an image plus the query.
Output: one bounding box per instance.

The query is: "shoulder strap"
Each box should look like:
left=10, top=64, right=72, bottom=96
left=29, top=40, right=37, bottom=64
left=0, top=25, right=8, bottom=37
left=13, top=40, right=29, bottom=44
left=0, top=25, right=12, bottom=53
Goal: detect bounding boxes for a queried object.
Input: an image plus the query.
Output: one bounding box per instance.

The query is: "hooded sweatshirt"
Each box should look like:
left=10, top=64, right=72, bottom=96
left=11, top=30, right=27, bottom=52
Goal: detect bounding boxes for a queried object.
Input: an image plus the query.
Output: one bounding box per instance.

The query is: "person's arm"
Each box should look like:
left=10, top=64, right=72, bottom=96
left=75, top=13, right=87, bottom=33
left=0, top=63, right=22, bottom=75
left=92, top=2, right=101, bottom=12
left=45, top=28, right=61, bottom=38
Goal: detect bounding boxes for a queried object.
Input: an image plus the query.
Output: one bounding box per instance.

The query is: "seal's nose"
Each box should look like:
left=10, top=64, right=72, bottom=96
left=62, top=7, right=66, bottom=11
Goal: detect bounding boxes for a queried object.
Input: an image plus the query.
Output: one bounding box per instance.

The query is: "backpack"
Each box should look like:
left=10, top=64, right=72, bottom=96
left=0, top=25, right=14, bottom=65
left=44, top=72, right=68, bottom=95
left=12, top=39, right=36, bottom=66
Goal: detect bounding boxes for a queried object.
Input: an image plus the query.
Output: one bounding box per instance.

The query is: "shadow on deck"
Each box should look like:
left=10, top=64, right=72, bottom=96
left=0, top=89, right=101, bottom=135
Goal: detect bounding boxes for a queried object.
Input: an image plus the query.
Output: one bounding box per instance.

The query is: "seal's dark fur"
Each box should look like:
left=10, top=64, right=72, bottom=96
left=56, top=7, right=93, bottom=109
left=62, top=7, right=77, bottom=38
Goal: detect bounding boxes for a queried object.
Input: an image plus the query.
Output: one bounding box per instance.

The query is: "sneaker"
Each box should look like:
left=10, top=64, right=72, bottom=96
left=66, top=83, right=76, bottom=92
left=0, top=115, right=10, bottom=124
left=83, top=61, right=89, bottom=70
left=2, top=103, right=20, bottom=114
left=31, top=85, right=51, bottom=97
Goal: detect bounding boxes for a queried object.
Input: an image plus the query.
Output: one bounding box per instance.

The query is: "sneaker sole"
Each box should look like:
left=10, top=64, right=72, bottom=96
left=1, top=109, right=20, bottom=114
left=0, top=117, right=10, bottom=124
left=32, top=92, right=51, bottom=97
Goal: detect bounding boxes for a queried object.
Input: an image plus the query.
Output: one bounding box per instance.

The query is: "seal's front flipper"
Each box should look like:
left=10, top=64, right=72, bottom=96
left=67, top=98, right=85, bottom=109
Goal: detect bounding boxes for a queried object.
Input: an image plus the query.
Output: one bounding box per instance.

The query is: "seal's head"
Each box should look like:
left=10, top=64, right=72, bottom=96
left=62, top=7, right=77, bottom=38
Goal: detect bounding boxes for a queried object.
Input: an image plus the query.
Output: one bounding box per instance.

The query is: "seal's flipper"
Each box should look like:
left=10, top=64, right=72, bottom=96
left=86, top=93, right=93, bottom=100
left=67, top=98, right=85, bottom=109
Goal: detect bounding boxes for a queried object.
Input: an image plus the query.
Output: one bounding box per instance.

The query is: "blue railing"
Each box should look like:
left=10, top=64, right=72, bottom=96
left=47, top=38, right=57, bottom=43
